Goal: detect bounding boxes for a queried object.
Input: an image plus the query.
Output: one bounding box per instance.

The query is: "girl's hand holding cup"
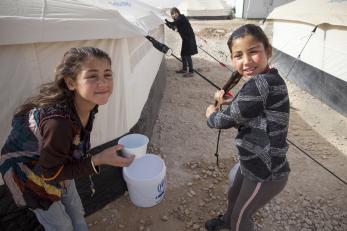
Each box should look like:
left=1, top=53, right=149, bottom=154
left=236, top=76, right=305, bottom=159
left=92, top=144, right=135, bottom=168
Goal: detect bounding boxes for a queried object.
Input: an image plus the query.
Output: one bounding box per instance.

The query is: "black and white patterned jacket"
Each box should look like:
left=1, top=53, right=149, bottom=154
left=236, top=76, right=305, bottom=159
left=207, top=68, right=290, bottom=181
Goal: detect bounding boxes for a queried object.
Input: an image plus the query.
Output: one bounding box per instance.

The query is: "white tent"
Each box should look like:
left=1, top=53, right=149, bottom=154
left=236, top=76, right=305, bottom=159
left=91, top=0, right=166, bottom=32
left=138, top=0, right=182, bottom=10
left=267, top=0, right=347, bottom=117
left=234, top=0, right=292, bottom=19
left=177, top=0, right=233, bottom=18
left=0, top=0, right=166, bottom=151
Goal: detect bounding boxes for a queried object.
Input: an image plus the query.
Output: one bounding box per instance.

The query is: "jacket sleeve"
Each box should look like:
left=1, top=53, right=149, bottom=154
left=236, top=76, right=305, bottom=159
left=165, top=19, right=176, bottom=30
left=207, top=77, right=268, bottom=129
left=39, top=117, right=97, bottom=182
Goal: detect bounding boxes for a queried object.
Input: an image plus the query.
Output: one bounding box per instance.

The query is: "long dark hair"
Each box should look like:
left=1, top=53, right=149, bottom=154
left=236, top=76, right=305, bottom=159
left=15, top=47, right=111, bottom=117
left=227, top=24, right=272, bottom=54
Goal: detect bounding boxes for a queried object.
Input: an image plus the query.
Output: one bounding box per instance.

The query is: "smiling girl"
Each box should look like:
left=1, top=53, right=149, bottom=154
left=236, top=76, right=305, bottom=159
left=205, top=24, right=290, bottom=231
left=0, top=47, right=134, bottom=230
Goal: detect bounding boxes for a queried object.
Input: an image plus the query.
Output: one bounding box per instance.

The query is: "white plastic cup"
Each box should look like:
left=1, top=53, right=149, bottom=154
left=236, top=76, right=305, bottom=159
left=123, top=154, right=166, bottom=207
left=118, top=133, right=149, bottom=159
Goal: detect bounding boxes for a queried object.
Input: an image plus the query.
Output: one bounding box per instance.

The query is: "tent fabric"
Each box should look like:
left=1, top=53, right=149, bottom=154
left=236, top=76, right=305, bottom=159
left=267, top=0, right=347, bottom=27
left=178, top=0, right=233, bottom=17
left=267, top=0, right=347, bottom=118
left=267, top=0, right=347, bottom=82
left=235, top=0, right=292, bottom=19
left=92, top=0, right=167, bottom=32
left=270, top=21, right=347, bottom=82
left=140, top=0, right=182, bottom=9
left=0, top=0, right=166, bottom=45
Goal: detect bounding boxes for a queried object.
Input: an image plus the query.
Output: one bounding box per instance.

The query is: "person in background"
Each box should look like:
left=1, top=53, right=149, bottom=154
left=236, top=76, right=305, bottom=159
left=205, top=24, right=290, bottom=231
left=0, top=47, right=134, bottom=230
left=165, top=7, right=198, bottom=78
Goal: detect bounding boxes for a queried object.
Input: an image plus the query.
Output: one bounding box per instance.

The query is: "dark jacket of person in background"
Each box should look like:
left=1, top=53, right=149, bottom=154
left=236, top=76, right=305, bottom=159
left=165, top=14, right=198, bottom=56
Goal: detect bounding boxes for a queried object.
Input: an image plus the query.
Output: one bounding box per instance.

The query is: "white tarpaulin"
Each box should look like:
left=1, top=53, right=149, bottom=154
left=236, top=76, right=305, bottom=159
left=140, top=0, right=182, bottom=9
left=0, top=0, right=148, bottom=45
left=267, top=0, right=347, bottom=27
left=92, top=0, right=167, bottom=32
left=267, top=0, right=347, bottom=82
left=0, top=0, right=165, bottom=152
left=178, top=0, right=233, bottom=17
left=234, top=0, right=292, bottom=19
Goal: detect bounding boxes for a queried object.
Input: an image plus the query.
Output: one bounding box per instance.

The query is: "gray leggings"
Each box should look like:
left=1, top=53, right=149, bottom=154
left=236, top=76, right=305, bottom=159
left=223, top=168, right=288, bottom=231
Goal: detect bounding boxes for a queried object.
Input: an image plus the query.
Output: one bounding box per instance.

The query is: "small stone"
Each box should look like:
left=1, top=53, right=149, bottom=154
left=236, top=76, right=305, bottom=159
left=305, top=218, right=312, bottom=226
left=161, top=215, right=169, bottom=222
left=186, top=221, right=193, bottom=228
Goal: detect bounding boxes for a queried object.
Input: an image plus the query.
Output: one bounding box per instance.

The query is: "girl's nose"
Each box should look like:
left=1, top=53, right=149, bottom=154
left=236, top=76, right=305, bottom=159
left=97, top=77, right=107, bottom=86
left=243, top=55, right=253, bottom=64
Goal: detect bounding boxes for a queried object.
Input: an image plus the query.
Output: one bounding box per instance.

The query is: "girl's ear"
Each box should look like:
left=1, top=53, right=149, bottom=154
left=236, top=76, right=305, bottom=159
left=64, top=77, right=75, bottom=91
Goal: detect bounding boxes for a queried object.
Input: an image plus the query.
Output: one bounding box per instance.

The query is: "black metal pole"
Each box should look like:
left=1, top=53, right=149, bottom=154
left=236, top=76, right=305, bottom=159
left=145, top=35, right=221, bottom=90
left=170, top=53, right=221, bottom=90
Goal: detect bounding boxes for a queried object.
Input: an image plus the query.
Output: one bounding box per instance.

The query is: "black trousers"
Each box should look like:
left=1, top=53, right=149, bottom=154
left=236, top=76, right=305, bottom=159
left=181, top=55, right=193, bottom=72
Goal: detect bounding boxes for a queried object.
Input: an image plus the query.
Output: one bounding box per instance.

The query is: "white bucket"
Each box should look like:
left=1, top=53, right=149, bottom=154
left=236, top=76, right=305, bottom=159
left=123, top=154, right=166, bottom=208
left=118, top=133, right=149, bottom=159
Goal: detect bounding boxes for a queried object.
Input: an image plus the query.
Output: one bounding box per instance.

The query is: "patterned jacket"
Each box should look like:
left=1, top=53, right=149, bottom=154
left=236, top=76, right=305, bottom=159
left=207, top=68, right=290, bottom=181
left=0, top=103, right=98, bottom=209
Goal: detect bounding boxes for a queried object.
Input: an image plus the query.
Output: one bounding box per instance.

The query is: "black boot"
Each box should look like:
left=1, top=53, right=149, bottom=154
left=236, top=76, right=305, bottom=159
left=205, top=215, right=225, bottom=230
left=182, top=69, right=194, bottom=78
left=175, top=69, right=187, bottom=73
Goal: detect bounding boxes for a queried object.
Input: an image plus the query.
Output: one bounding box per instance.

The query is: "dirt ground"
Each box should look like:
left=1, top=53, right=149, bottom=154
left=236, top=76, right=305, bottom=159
left=86, top=20, right=347, bottom=231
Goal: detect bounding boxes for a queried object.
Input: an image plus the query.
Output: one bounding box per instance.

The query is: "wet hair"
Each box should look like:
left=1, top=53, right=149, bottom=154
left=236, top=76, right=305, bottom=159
left=170, top=7, right=180, bottom=15
left=15, top=47, right=111, bottom=117
left=227, top=24, right=271, bottom=54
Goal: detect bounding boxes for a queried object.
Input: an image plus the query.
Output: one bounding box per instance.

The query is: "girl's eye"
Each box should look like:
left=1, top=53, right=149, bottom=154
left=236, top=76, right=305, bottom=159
left=105, top=74, right=113, bottom=79
left=233, top=54, right=242, bottom=59
left=87, top=75, right=98, bottom=79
